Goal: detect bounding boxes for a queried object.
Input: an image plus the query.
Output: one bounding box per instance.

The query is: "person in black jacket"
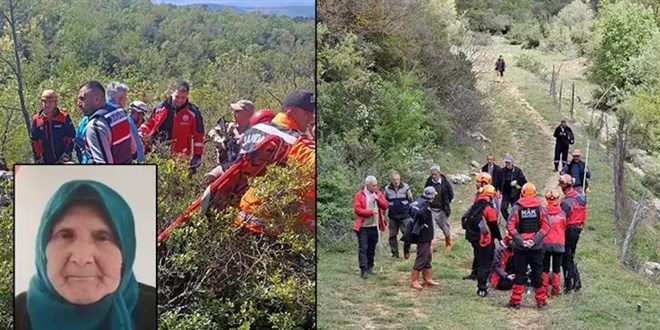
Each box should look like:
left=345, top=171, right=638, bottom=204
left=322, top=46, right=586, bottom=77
left=500, top=154, right=527, bottom=221
left=553, top=120, right=574, bottom=172
left=425, top=165, right=454, bottom=251
left=408, top=186, right=440, bottom=290
left=495, top=55, right=506, bottom=82
left=462, top=184, right=501, bottom=297
left=384, top=171, right=413, bottom=259
left=481, top=154, right=503, bottom=192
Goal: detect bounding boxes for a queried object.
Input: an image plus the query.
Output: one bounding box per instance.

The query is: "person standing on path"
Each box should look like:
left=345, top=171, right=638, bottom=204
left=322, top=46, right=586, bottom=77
left=507, top=183, right=550, bottom=309
left=461, top=184, right=501, bottom=297
left=499, top=154, right=527, bottom=221
left=384, top=171, right=413, bottom=259
left=561, top=149, right=590, bottom=193
left=541, top=189, right=567, bottom=298
left=482, top=154, right=503, bottom=192
left=495, top=55, right=506, bottom=82
left=424, top=165, right=454, bottom=252
left=559, top=174, right=587, bottom=293
left=353, top=175, right=388, bottom=279
left=408, top=187, right=440, bottom=290
left=553, top=120, right=574, bottom=172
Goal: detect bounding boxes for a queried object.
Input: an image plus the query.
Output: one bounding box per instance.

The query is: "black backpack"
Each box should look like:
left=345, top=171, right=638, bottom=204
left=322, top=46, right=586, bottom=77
left=462, top=199, right=489, bottom=242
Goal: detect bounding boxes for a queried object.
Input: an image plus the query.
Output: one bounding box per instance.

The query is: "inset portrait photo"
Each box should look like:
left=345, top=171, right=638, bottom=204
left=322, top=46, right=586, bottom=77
left=14, top=165, right=157, bottom=330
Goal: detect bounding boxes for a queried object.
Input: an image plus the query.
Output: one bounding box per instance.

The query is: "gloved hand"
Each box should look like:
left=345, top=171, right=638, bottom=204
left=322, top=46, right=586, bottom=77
left=507, top=274, right=515, bottom=281
left=190, top=155, right=202, bottom=168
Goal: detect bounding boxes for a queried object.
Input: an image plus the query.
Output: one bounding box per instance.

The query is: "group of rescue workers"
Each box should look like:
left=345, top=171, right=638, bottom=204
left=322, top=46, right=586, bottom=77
left=353, top=144, right=590, bottom=309
left=27, top=81, right=316, bottom=236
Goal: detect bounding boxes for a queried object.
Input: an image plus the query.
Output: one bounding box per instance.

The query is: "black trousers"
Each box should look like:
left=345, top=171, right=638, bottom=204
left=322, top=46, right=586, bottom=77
left=513, top=248, right=544, bottom=288
left=543, top=251, right=564, bottom=273
left=389, top=217, right=411, bottom=256
left=472, top=241, right=495, bottom=291
left=357, top=227, right=378, bottom=270
left=563, top=227, right=582, bottom=289
left=500, top=193, right=515, bottom=221
left=497, top=70, right=504, bottom=77
left=496, top=278, right=514, bottom=290
left=413, top=242, right=432, bottom=270
left=554, top=143, right=569, bottom=170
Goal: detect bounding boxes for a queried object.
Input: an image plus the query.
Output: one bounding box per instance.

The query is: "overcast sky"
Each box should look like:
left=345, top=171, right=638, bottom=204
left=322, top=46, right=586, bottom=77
left=151, top=0, right=313, bottom=6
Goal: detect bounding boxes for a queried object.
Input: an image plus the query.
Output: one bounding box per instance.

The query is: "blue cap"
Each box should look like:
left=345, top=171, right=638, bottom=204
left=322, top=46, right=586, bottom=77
left=423, top=186, right=437, bottom=199
left=504, top=154, right=514, bottom=163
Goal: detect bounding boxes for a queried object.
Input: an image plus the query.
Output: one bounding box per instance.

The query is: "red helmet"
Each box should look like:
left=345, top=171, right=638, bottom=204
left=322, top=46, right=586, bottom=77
left=249, top=108, right=276, bottom=126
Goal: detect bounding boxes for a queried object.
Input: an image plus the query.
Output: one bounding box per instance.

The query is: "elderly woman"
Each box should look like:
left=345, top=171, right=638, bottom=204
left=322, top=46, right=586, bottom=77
left=15, top=180, right=156, bottom=330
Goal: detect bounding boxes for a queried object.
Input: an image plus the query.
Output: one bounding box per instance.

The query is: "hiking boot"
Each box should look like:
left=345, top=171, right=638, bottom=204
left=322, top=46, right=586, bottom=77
left=411, top=270, right=423, bottom=290
left=506, top=303, right=521, bottom=310
left=477, top=289, right=491, bottom=297
left=462, top=273, right=477, bottom=281
left=404, top=252, right=410, bottom=260
left=537, top=303, right=548, bottom=310
left=361, top=269, right=369, bottom=279
left=391, top=253, right=400, bottom=258
left=422, top=269, right=440, bottom=286
left=366, top=267, right=373, bottom=276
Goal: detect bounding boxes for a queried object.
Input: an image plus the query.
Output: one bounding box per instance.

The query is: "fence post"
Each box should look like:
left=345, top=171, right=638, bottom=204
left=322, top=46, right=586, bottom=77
left=550, top=65, right=555, bottom=98
left=571, top=82, right=575, bottom=122
left=558, top=81, right=563, bottom=114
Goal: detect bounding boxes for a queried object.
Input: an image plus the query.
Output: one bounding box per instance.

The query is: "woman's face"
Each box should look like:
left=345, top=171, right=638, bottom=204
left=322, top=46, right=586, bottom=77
left=46, top=204, right=122, bottom=305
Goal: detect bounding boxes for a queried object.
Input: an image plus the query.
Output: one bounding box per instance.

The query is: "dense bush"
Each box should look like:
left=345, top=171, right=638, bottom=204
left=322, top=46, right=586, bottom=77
left=155, top=152, right=315, bottom=329
left=508, top=21, right=542, bottom=48
left=514, top=53, right=546, bottom=74
left=541, top=0, right=594, bottom=56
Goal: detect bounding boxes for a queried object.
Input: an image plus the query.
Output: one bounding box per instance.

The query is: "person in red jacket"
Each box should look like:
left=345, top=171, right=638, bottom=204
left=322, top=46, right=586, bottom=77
left=542, top=189, right=567, bottom=298
left=30, top=90, right=76, bottom=164
left=353, top=175, right=388, bottom=279
left=462, top=184, right=501, bottom=297
left=138, top=81, right=204, bottom=172
left=463, top=173, right=500, bottom=281
left=490, top=232, right=515, bottom=290
left=559, top=174, right=587, bottom=293
left=507, top=183, right=550, bottom=309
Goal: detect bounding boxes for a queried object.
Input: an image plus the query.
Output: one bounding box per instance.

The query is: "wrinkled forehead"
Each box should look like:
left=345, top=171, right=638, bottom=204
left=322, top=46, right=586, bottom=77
left=49, top=199, right=115, bottom=237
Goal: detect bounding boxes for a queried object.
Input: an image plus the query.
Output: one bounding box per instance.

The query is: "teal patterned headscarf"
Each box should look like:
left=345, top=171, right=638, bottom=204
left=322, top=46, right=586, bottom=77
left=27, top=180, right=138, bottom=330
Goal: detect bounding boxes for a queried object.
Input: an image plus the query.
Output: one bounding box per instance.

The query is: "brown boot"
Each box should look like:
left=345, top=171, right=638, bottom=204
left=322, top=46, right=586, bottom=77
left=422, top=268, right=440, bottom=286
left=444, top=237, right=452, bottom=252
left=411, top=270, right=423, bottom=290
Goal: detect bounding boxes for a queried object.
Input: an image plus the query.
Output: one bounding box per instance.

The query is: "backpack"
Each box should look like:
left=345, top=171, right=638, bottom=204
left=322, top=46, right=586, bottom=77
left=462, top=199, right=489, bottom=241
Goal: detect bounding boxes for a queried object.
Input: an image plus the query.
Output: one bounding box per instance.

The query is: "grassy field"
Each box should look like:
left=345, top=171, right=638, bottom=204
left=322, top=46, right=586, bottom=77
left=317, top=37, right=660, bottom=329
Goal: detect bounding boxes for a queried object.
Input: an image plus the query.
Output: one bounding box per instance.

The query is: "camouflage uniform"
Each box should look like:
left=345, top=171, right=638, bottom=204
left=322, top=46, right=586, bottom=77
left=207, top=121, right=243, bottom=167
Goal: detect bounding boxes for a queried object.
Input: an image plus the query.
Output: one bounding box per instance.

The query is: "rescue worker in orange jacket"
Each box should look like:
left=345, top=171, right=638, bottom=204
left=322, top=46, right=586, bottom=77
left=462, top=184, right=501, bottom=297
left=506, top=183, right=550, bottom=309
left=30, top=90, right=76, bottom=164
left=353, top=175, right=388, bottom=279
left=559, top=174, right=587, bottom=293
left=138, top=81, right=204, bottom=172
left=461, top=172, right=497, bottom=280
left=490, top=232, right=515, bottom=290
left=156, top=89, right=315, bottom=244
left=542, top=188, right=567, bottom=298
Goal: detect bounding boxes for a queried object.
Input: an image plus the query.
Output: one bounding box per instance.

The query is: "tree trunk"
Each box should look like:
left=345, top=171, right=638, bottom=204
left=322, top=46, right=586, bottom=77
left=613, top=116, right=626, bottom=244
left=8, top=0, right=31, bottom=138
